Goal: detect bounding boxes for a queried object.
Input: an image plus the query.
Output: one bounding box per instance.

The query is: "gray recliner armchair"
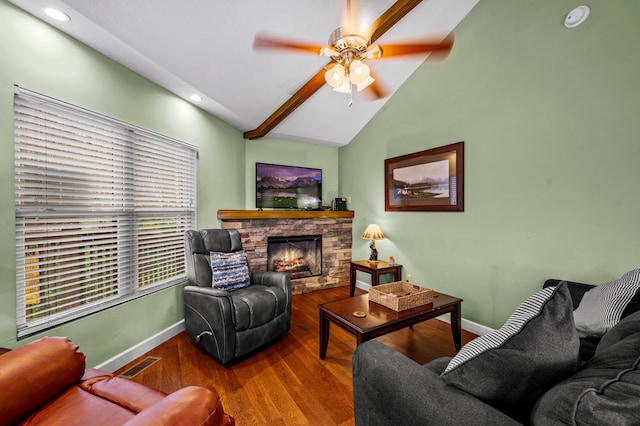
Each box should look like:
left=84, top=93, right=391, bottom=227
left=184, top=228, right=292, bottom=364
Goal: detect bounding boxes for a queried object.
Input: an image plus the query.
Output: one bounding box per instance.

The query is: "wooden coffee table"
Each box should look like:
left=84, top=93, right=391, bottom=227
left=319, top=292, right=462, bottom=359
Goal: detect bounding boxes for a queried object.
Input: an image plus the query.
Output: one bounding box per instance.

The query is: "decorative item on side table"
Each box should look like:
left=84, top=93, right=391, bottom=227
left=361, top=224, right=385, bottom=264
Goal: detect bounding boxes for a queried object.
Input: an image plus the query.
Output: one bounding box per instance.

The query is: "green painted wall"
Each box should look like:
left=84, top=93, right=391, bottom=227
left=245, top=138, right=339, bottom=209
left=340, top=0, right=640, bottom=329
left=2, top=0, right=638, bottom=365
left=0, top=1, right=245, bottom=365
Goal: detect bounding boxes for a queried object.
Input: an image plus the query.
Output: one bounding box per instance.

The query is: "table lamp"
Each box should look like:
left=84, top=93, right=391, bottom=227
left=361, top=224, right=385, bottom=263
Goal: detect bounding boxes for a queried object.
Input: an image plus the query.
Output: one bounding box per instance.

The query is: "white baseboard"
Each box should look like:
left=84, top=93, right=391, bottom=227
left=355, top=280, right=494, bottom=336
left=435, top=312, right=493, bottom=336
left=354, top=280, right=371, bottom=293
left=94, top=320, right=185, bottom=372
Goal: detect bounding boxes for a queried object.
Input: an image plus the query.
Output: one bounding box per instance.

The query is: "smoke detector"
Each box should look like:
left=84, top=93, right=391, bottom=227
left=564, top=6, right=590, bottom=28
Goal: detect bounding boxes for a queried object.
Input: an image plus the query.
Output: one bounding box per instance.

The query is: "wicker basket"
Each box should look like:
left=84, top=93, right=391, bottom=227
left=369, top=281, right=434, bottom=311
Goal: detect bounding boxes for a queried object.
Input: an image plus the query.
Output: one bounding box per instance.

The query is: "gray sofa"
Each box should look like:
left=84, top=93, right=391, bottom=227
left=352, top=279, right=640, bottom=425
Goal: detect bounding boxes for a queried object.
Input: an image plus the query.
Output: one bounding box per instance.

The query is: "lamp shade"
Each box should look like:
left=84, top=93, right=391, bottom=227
left=356, top=75, right=375, bottom=92
left=350, top=60, right=375, bottom=92
left=361, top=224, right=385, bottom=241
left=349, top=60, right=370, bottom=85
left=333, top=79, right=352, bottom=93
left=324, top=64, right=345, bottom=89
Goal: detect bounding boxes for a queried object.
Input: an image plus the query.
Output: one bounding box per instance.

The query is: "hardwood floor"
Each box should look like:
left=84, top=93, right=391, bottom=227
left=114, top=286, right=478, bottom=425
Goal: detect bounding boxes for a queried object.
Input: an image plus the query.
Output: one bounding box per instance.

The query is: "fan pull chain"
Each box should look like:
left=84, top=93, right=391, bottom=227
left=348, top=84, right=353, bottom=107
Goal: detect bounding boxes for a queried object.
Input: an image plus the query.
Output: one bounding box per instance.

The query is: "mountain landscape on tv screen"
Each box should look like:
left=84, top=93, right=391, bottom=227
left=257, top=175, right=320, bottom=189
left=256, top=165, right=322, bottom=209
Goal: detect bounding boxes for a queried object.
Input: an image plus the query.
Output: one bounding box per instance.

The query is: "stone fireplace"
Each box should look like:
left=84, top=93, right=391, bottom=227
left=217, top=210, right=353, bottom=294
left=268, top=235, right=322, bottom=279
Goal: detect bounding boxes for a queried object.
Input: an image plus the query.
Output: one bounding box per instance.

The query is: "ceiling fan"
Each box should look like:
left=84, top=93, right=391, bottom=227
left=244, top=0, right=454, bottom=140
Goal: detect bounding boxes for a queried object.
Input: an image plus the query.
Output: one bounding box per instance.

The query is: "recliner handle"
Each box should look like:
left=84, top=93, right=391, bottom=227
left=195, top=331, right=213, bottom=342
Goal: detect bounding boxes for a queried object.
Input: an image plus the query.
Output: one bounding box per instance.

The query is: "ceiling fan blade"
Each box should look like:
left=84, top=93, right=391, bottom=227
left=374, top=35, right=454, bottom=59
left=254, top=33, right=325, bottom=55
left=343, top=0, right=363, bottom=34
left=366, top=0, right=423, bottom=43
left=244, top=64, right=331, bottom=140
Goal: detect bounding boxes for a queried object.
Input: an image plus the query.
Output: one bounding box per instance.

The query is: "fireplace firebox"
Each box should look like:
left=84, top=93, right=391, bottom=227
left=267, top=235, right=322, bottom=280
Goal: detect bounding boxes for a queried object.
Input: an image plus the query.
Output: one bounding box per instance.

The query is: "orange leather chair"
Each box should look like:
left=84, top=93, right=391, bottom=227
left=0, top=337, right=234, bottom=426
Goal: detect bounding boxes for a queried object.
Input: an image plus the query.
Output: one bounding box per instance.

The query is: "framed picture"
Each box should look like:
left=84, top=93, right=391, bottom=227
left=385, top=142, right=464, bottom=212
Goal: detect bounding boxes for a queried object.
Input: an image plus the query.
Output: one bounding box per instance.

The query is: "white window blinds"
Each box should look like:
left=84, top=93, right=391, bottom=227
left=14, top=86, right=197, bottom=338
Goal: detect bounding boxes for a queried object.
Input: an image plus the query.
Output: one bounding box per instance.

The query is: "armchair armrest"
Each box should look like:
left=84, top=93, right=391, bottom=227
left=352, top=340, right=520, bottom=426
left=184, top=285, right=232, bottom=298
left=251, top=271, right=291, bottom=293
left=0, top=337, right=86, bottom=426
left=251, top=271, right=292, bottom=322
left=123, top=385, right=234, bottom=426
left=79, top=372, right=166, bottom=413
left=183, top=286, right=235, bottom=362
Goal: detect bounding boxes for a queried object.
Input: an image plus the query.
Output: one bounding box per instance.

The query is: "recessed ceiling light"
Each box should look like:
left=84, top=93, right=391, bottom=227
left=189, top=94, right=202, bottom=102
left=43, top=7, right=70, bottom=22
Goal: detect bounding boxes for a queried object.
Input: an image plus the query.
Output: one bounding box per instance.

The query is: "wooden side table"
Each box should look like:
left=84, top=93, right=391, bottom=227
left=350, top=260, right=403, bottom=297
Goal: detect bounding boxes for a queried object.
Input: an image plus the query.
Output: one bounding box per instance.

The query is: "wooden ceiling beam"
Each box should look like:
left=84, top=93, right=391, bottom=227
left=368, top=0, right=423, bottom=44
left=244, top=0, right=424, bottom=141
left=243, top=65, right=329, bottom=140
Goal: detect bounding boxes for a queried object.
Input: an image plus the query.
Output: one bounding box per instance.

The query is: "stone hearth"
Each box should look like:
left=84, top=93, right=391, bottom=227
left=217, top=210, right=353, bottom=294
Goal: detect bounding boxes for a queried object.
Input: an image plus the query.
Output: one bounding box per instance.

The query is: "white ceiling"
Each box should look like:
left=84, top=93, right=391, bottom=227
left=9, top=0, right=479, bottom=147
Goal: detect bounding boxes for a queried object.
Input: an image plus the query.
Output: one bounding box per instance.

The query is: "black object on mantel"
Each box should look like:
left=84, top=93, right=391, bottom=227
left=332, top=198, right=347, bottom=211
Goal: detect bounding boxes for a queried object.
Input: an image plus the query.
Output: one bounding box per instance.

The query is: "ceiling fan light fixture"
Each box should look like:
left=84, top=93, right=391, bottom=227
left=349, top=60, right=370, bottom=85
left=356, top=76, right=375, bottom=92
left=333, top=79, right=352, bottom=94
left=325, top=64, right=346, bottom=89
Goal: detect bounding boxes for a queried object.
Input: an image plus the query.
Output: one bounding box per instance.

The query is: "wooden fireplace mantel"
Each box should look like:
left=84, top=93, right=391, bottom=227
left=217, top=209, right=354, bottom=220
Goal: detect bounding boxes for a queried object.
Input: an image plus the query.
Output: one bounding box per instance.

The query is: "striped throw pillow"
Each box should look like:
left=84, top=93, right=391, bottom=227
left=210, top=250, right=251, bottom=291
left=444, top=286, right=556, bottom=373
left=573, top=269, right=640, bottom=338
left=441, top=282, right=580, bottom=411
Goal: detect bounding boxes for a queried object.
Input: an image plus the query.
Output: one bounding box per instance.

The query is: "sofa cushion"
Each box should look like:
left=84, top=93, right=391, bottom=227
left=595, top=309, right=640, bottom=356
left=441, top=283, right=580, bottom=417
left=573, top=269, right=640, bottom=338
left=531, top=333, right=640, bottom=426
left=210, top=250, right=250, bottom=291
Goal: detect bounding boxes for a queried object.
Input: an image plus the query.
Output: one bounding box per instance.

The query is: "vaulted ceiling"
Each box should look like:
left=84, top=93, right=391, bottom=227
left=9, top=0, right=479, bottom=147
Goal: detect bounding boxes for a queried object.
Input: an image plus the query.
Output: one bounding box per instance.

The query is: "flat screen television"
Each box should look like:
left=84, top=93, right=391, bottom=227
left=256, top=162, right=322, bottom=209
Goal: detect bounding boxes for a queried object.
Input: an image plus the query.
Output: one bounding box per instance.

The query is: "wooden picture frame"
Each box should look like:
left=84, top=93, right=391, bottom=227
left=385, top=142, right=464, bottom=212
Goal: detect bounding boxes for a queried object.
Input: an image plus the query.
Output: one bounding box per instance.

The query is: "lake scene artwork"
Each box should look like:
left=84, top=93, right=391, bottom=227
left=392, top=159, right=449, bottom=200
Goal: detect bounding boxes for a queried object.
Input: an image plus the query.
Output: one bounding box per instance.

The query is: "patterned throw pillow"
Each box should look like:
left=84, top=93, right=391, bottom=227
left=441, top=282, right=580, bottom=413
left=573, top=269, right=640, bottom=338
left=210, top=250, right=251, bottom=291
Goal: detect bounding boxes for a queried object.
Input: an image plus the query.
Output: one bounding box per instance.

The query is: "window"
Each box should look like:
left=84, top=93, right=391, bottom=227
left=14, top=86, right=197, bottom=338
